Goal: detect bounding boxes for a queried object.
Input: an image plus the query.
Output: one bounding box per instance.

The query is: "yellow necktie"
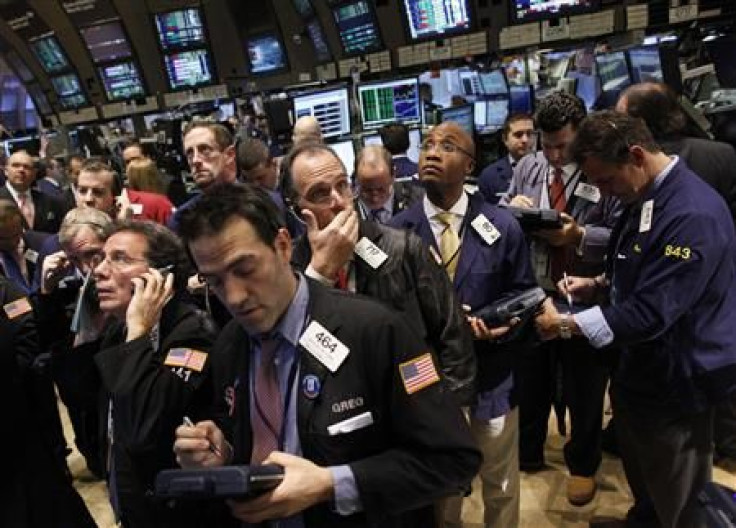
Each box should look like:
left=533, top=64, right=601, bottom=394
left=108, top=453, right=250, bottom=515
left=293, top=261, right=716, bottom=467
left=436, top=212, right=460, bottom=280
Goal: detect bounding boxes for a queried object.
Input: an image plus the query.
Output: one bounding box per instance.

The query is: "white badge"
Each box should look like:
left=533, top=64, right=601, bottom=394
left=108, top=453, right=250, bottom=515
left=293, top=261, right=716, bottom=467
left=639, top=200, right=653, bottom=233
left=353, top=237, right=388, bottom=269
left=24, top=249, right=38, bottom=264
left=471, top=214, right=501, bottom=246
left=327, top=411, right=374, bottom=436
left=574, top=183, right=601, bottom=203
left=129, top=203, right=144, bottom=215
left=299, top=321, right=350, bottom=373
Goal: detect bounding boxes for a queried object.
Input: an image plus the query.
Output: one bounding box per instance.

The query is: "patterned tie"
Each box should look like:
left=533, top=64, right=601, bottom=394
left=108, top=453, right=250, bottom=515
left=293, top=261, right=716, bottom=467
left=251, top=335, right=283, bottom=464
left=436, top=212, right=460, bottom=281
left=18, top=193, right=33, bottom=229
left=549, top=167, right=570, bottom=283
left=549, top=167, right=567, bottom=212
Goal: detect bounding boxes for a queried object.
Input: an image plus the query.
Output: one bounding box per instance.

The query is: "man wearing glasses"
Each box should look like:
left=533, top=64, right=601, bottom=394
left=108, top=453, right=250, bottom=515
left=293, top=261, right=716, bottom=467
left=52, top=220, right=218, bottom=528
left=282, top=142, right=476, bottom=408
left=391, top=121, right=537, bottom=528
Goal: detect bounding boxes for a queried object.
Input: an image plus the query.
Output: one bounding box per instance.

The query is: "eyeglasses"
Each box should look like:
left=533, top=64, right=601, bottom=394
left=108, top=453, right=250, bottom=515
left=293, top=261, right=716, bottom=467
left=419, top=140, right=475, bottom=160
left=90, top=251, right=148, bottom=272
left=300, top=178, right=357, bottom=207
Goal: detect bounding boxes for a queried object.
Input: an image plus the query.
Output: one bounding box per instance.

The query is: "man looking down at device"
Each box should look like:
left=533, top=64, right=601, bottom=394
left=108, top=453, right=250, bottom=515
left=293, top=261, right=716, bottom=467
left=174, top=183, right=480, bottom=527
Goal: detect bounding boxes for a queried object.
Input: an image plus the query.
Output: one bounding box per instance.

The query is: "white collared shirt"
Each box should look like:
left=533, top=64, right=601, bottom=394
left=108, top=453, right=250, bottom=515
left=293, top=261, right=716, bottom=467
left=423, top=192, right=469, bottom=248
left=540, top=163, right=580, bottom=209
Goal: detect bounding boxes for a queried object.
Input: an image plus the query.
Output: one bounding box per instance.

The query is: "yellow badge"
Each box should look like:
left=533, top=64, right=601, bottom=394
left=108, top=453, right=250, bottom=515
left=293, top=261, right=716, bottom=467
left=399, top=352, right=440, bottom=395
left=3, top=297, right=32, bottom=320
left=164, top=348, right=208, bottom=372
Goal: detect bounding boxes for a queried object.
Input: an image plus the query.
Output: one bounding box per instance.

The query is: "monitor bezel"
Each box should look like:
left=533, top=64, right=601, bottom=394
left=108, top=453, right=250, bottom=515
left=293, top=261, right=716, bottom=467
left=331, top=0, right=385, bottom=58
left=305, top=17, right=334, bottom=64
left=399, top=0, right=475, bottom=43
left=437, top=102, right=476, bottom=135
left=30, top=35, right=72, bottom=75
left=291, top=85, right=352, bottom=139
left=510, top=0, right=601, bottom=25
left=357, top=76, right=422, bottom=130
left=594, top=50, right=633, bottom=95
left=79, top=19, right=133, bottom=65
left=245, top=30, right=290, bottom=77
left=98, top=60, right=147, bottom=102
left=163, top=47, right=216, bottom=92
left=154, top=7, right=208, bottom=52
left=50, top=73, right=89, bottom=110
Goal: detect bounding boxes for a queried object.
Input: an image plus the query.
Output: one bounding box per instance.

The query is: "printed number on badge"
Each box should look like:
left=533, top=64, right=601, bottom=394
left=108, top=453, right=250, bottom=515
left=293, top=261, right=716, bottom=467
left=664, top=245, right=690, bottom=260
left=171, top=367, right=192, bottom=382
left=314, top=332, right=338, bottom=353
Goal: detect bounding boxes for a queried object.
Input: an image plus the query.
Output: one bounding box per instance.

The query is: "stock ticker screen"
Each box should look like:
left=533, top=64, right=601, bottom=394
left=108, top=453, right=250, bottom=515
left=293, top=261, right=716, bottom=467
left=358, top=78, right=422, bottom=129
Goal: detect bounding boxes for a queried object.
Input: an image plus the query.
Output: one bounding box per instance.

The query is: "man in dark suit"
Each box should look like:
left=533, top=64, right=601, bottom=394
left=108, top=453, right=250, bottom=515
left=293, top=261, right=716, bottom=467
left=0, top=150, right=67, bottom=234
left=355, top=145, right=424, bottom=223
left=174, top=183, right=480, bottom=527
left=478, top=113, right=536, bottom=204
left=391, top=122, right=537, bottom=528
left=0, top=199, right=48, bottom=293
left=380, top=123, right=419, bottom=180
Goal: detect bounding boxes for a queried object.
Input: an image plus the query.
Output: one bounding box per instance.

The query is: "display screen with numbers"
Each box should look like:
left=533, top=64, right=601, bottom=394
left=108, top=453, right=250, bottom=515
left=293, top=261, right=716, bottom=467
left=511, top=0, right=600, bottom=24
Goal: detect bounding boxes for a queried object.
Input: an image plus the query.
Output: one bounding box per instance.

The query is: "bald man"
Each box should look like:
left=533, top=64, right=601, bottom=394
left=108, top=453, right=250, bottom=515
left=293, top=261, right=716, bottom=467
left=391, top=122, right=537, bottom=528
left=292, top=115, right=323, bottom=145
left=355, top=145, right=423, bottom=223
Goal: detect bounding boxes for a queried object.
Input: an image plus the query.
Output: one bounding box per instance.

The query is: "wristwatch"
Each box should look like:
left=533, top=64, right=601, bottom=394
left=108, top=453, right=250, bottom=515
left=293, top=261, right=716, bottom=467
left=559, top=313, right=572, bottom=340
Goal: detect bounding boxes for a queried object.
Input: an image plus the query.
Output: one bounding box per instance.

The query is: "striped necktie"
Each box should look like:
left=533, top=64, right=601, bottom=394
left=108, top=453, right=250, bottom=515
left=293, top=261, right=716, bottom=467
left=251, top=335, right=283, bottom=464
left=435, top=212, right=460, bottom=280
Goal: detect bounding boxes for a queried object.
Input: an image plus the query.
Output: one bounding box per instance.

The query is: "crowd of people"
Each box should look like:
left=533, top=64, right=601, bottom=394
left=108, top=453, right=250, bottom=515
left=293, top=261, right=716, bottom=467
left=2, top=82, right=735, bottom=528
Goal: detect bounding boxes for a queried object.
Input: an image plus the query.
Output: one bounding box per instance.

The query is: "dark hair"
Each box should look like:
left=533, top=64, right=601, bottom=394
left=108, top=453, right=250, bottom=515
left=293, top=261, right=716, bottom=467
left=237, top=137, right=270, bottom=173
left=0, top=198, right=22, bottom=225
left=535, top=91, right=587, bottom=133
left=620, top=83, right=686, bottom=140
left=379, top=123, right=410, bottom=155
left=178, top=183, right=285, bottom=249
left=79, top=158, right=123, bottom=196
left=279, top=142, right=346, bottom=208
left=570, top=111, right=661, bottom=165
left=182, top=121, right=233, bottom=151
left=108, top=220, right=192, bottom=293
left=502, top=113, right=534, bottom=139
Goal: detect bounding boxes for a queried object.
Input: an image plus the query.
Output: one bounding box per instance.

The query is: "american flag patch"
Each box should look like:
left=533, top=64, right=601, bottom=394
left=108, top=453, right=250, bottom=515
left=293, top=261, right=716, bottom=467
left=399, top=353, right=440, bottom=395
left=3, top=297, right=32, bottom=320
left=186, top=351, right=208, bottom=372
left=164, top=348, right=208, bottom=372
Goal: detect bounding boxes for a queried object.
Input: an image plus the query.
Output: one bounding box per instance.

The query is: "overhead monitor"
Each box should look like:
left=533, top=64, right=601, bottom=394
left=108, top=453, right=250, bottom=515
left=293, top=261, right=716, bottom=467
left=6, top=51, right=33, bottom=82
left=332, top=0, right=383, bottom=56
left=474, top=99, right=510, bottom=133
left=27, top=84, right=52, bottom=115
left=628, top=46, right=663, bottom=84
left=164, top=49, right=214, bottom=90
left=247, top=33, right=288, bottom=75
left=595, top=51, right=632, bottom=94
left=80, top=21, right=132, bottom=64
left=509, top=85, right=534, bottom=114
left=292, top=0, right=315, bottom=18
left=306, top=19, right=332, bottom=63
left=155, top=8, right=206, bottom=51
left=458, top=69, right=483, bottom=97
left=480, top=69, right=508, bottom=96
left=358, top=78, right=422, bottom=130
left=329, top=139, right=356, bottom=177
left=292, top=87, right=351, bottom=139
left=402, top=0, right=472, bottom=41
left=511, top=0, right=600, bottom=24
left=99, top=62, right=145, bottom=101
left=51, top=73, right=88, bottom=109
left=438, top=104, right=475, bottom=136
left=31, top=36, right=69, bottom=74
left=361, top=128, right=421, bottom=163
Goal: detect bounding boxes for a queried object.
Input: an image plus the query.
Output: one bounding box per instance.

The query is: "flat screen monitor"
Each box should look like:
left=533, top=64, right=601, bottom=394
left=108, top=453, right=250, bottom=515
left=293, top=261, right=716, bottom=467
left=480, top=69, right=508, bottom=96
left=99, top=62, right=145, bottom=101
left=402, top=0, right=472, bottom=41
left=27, top=84, right=52, bottom=115
left=292, top=87, right=351, bottom=139
left=6, top=51, right=33, bottom=82
left=438, top=104, right=475, bottom=136
left=51, top=74, right=88, bottom=109
left=307, top=19, right=332, bottom=63
left=509, top=85, right=534, bottom=114
left=595, top=51, right=631, bottom=94
left=569, top=72, right=598, bottom=110
left=329, top=139, right=356, bottom=177
left=332, top=0, right=383, bottom=56
left=292, top=0, right=315, bottom=18
left=511, top=0, right=600, bottom=24
left=628, top=46, right=663, bottom=84
left=358, top=78, right=422, bottom=129
left=362, top=128, right=421, bottom=163
left=31, top=36, right=69, bottom=74
left=706, top=36, right=736, bottom=89
left=155, top=8, right=205, bottom=51
left=164, top=49, right=213, bottom=90
left=80, top=21, right=132, bottom=64
left=247, top=34, right=288, bottom=75
left=459, top=69, right=483, bottom=97
left=474, top=99, right=510, bottom=132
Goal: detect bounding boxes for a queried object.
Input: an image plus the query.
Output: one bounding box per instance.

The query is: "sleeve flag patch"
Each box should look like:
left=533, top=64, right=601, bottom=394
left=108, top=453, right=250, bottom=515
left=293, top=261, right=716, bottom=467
left=399, top=352, right=440, bottom=395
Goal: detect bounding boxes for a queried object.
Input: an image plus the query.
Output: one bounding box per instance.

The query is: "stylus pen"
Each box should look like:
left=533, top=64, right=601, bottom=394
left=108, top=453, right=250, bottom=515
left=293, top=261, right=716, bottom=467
left=183, top=416, right=223, bottom=458
left=563, top=272, right=573, bottom=310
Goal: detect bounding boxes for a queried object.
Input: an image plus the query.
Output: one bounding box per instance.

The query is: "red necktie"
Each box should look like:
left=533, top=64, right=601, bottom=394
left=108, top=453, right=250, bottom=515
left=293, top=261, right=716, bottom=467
left=550, top=168, right=567, bottom=212
left=250, top=336, right=283, bottom=464
left=549, top=168, right=570, bottom=283
left=335, top=267, right=348, bottom=291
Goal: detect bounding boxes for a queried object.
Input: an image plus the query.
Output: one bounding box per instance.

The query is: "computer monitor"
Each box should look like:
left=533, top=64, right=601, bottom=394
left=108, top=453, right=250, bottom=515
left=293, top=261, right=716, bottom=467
left=292, top=87, right=351, bottom=139
left=628, top=46, right=663, bottom=84
left=480, top=69, right=509, bottom=96
left=474, top=99, right=510, bottom=133
left=164, top=49, right=214, bottom=90
left=27, top=84, right=52, bottom=115
left=292, top=0, right=315, bottom=18
left=247, top=33, right=288, bottom=75
left=362, top=129, right=421, bottom=163
left=31, top=36, right=69, bottom=74
left=458, top=69, right=483, bottom=97
left=99, top=62, right=145, bottom=101
left=306, top=19, right=332, bottom=63
left=332, top=0, right=383, bottom=56
left=51, top=74, right=88, bottom=109
left=80, top=21, right=132, bottom=64
left=6, top=51, right=33, bottom=82
left=438, top=104, right=475, bottom=136
left=155, top=8, right=206, bottom=51
left=569, top=72, right=599, bottom=111
left=358, top=78, right=422, bottom=130
left=511, top=0, right=600, bottom=24
left=401, top=0, right=472, bottom=41
left=329, top=139, right=356, bottom=176
left=595, top=51, right=631, bottom=94
left=509, top=85, right=534, bottom=114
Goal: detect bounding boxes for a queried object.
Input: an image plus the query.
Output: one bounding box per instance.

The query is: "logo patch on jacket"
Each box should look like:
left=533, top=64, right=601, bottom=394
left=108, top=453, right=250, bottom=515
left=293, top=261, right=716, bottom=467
left=399, top=352, right=439, bottom=394
left=163, top=348, right=208, bottom=372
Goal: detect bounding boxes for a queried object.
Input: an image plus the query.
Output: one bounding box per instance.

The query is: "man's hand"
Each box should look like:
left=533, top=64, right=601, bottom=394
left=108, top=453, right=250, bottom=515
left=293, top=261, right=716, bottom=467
left=464, top=305, right=519, bottom=341
left=535, top=212, right=584, bottom=247
left=226, top=452, right=334, bottom=523
left=508, top=195, right=534, bottom=208
left=125, top=268, right=173, bottom=341
left=304, top=208, right=359, bottom=280
left=173, top=420, right=230, bottom=468
left=41, top=250, right=72, bottom=294
left=557, top=275, right=597, bottom=305
left=534, top=298, right=562, bottom=341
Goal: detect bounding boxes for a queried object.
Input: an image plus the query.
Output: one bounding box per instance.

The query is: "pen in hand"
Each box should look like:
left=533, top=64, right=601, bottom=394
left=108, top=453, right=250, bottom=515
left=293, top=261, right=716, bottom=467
left=183, top=416, right=223, bottom=459
left=563, top=272, right=573, bottom=310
